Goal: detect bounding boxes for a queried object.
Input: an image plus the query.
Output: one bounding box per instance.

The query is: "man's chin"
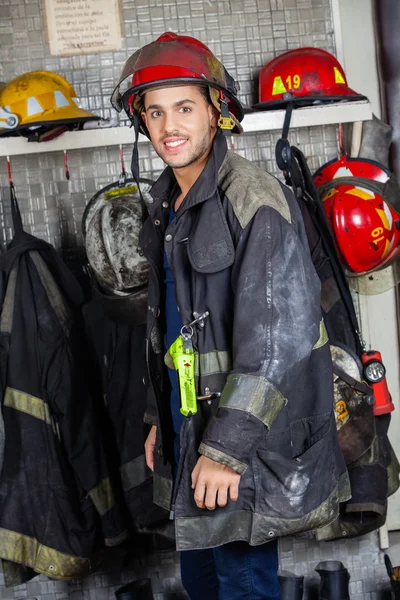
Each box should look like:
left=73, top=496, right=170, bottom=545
left=162, top=155, right=192, bottom=169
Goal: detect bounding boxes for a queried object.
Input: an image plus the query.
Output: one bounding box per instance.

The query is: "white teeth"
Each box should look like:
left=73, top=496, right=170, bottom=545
left=165, top=139, right=186, bottom=147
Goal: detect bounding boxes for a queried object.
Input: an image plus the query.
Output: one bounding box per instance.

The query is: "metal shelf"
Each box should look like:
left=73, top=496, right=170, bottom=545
left=0, top=100, right=372, bottom=158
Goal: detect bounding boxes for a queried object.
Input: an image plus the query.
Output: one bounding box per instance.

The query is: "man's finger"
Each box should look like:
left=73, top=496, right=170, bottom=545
left=229, top=481, right=240, bottom=502
left=145, top=443, right=154, bottom=471
left=194, top=481, right=206, bottom=509
left=204, top=485, right=218, bottom=511
left=191, top=462, right=200, bottom=489
left=144, top=426, right=156, bottom=471
left=217, top=486, right=228, bottom=508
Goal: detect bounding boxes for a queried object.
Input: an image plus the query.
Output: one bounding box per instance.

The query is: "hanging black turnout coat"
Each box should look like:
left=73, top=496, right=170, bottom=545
left=0, top=192, right=126, bottom=586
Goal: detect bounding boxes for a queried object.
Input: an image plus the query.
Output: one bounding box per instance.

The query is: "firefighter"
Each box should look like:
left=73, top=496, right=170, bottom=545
left=111, top=33, right=349, bottom=600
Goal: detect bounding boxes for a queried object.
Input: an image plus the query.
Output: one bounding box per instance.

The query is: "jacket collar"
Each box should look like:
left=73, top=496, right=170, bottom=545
left=149, top=130, right=228, bottom=215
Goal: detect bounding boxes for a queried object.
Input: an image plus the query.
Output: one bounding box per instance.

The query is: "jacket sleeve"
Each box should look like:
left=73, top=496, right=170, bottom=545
left=199, top=202, right=324, bottom=474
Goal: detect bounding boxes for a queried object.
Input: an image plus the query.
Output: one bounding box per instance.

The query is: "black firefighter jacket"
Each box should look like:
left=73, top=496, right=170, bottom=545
left=83, top=294, right=169, bottom=533
left=0, top=211, right=126, bottom=585
left=139, top=131, right=351, bottom=551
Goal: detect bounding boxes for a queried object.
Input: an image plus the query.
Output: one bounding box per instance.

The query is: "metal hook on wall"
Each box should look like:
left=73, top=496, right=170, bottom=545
left=119, top=144, right=127, bottom=185
left=63, top=149, right=70, bottom=180
left=6, top=155, right=13, bottom=187
left=6, top=154, right=17, bottom=203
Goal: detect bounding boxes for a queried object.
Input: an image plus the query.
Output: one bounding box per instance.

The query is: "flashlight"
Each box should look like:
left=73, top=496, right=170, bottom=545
left=361, top=350, right=394, bottom=416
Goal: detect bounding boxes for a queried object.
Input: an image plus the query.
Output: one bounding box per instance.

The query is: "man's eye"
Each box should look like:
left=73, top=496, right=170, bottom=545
left=179, top=107, right=191, bottom=113
left=151, top=111, right=162, bottom=118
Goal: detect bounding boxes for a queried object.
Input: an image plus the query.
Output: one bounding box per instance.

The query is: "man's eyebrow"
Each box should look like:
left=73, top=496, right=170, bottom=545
left=145, top=99, right=196, bottom=111
left=174, top=99, right=196, bottom=107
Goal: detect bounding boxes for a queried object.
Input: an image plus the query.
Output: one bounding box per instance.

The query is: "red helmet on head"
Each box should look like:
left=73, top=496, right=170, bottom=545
left=314, top=156, right=400, bottom=275
left=111, top=32, right=244, bottom=135
left=253, top=47, right=366, bottom=110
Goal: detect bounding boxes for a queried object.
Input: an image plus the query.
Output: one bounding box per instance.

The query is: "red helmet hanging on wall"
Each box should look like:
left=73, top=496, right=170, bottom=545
left=253, top=47, right=366, bottom=110
left=314, top=155, right=400, bottom=275
left=111, top=32, right=244, bottom=135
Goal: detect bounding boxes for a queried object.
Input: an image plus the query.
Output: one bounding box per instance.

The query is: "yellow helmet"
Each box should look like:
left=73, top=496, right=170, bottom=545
left=0, top=70, right=99, bottom=136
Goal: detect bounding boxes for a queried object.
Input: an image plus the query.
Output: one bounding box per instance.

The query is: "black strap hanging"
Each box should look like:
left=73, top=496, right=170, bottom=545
left=130, top=115, right=150, bottom=224
left=7, top=157, right=23, bottom=235
left=333, top=364, right=372, bottom=397
left=275, top=102, right=294, bottom=172
left=273, top=124, right=363, bottom=355
left=119, top=144, right=127, bottom=185
left=290, top=146, right=363, bottom=352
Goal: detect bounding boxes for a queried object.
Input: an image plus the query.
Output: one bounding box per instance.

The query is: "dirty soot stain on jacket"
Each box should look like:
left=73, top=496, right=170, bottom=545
left=139, top=130, right=350, bottom=551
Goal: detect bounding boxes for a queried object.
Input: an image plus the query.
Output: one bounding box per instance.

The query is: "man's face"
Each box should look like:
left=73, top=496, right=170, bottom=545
left=141, top=85, right=218, bottom=169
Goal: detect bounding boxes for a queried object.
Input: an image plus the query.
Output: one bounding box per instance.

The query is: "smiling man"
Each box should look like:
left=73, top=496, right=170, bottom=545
left=144, top=91, right=212, bottom=168
left=142, top=86, right=217, bottom=213
left=111, top=33, right=349, bottom=600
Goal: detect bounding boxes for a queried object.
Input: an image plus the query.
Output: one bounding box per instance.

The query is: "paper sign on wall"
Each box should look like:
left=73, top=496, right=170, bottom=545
left=43, top=0, right=122, bottom=56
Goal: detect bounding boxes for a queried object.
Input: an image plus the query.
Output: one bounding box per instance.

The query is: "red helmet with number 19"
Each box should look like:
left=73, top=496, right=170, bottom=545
left=254, top=48, right=366, bottom=110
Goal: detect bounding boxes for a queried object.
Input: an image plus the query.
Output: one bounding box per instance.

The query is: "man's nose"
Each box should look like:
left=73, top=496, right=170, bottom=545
left=163, top=110, right=178, bottom=134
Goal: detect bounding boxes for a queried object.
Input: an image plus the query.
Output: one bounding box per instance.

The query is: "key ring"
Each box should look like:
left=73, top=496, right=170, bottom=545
left=180, top=311, right=209, bottom=339
left=180, top=325, right=194, bottom=339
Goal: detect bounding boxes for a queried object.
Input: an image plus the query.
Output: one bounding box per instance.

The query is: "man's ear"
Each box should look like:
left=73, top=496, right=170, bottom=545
left=209, top=105, right=219, bottom=129
left=141, top=111, right=147, bottom=126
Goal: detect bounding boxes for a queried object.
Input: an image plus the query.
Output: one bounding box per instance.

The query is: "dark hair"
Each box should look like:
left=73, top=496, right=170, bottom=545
left=198, top=85, right=212, bottom=105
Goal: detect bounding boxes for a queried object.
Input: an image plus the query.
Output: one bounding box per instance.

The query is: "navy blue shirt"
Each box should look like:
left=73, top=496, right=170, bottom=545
left=163, top=207, right=184, bottom=434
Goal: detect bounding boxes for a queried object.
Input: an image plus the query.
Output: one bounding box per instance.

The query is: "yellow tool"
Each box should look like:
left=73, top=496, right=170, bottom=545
left=169, top=329, right=197, bottom=417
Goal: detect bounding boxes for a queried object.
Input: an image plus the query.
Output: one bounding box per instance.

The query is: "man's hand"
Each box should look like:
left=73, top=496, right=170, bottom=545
left=191, top=455, right=241, bottom=510
left=145, top=425, right=157, bottom=471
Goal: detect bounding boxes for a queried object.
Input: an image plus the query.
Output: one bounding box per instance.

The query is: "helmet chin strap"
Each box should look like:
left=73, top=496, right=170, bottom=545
left=130, top=113, right=149, bottom=224
left=218, top=92, right=236, bottom=134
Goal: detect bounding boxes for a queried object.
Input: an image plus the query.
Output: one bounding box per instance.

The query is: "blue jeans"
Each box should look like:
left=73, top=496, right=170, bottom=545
left=174, top=435, right=280, bottom=599
left=180, top=541, right=280, bottom=600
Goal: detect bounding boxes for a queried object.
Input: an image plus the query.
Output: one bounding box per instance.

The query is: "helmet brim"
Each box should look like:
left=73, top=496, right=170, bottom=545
left=252, top=93, right=367, bottom=111
left=0, top=113, right=99, bottom=136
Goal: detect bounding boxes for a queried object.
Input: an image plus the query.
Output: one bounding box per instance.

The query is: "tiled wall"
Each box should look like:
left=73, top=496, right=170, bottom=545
left=0, top=0, right=393, bottom=597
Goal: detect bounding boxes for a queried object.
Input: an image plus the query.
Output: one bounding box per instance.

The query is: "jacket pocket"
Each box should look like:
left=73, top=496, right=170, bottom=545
left=188, top=238, right=235, bottom=273
left=290, top=411, right=332, bottom=459
left=255, top=413, right=335, bottom=520
left=186, top=196, right=235, bottom=274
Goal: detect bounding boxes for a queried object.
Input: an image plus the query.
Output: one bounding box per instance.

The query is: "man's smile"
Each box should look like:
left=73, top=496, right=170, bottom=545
left=162, top=137, right=188, bottom=151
